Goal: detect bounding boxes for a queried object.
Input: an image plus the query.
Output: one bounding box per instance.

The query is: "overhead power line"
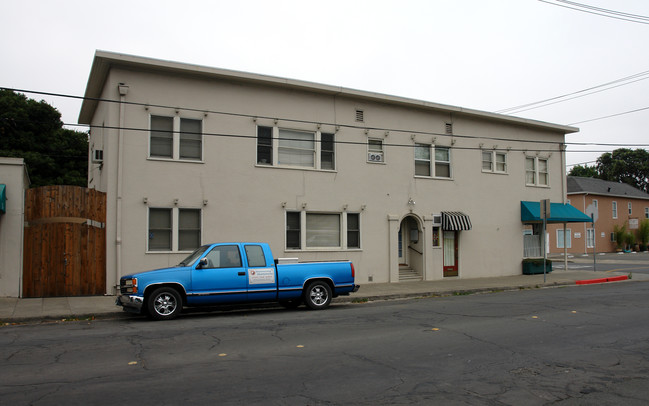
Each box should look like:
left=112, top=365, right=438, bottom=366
left=539, top=0, right=649, bottom=25
left=496, top=69, right=649, bottom=114
left=3, top=87, right=649, bottom=154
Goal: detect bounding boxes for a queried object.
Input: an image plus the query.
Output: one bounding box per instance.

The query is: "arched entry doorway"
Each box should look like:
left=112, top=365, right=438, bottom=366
left=398, top=215, right=424, bottom=281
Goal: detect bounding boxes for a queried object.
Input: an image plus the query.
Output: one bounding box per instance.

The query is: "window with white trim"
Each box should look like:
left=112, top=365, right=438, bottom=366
left=482, top=150, right=507, bottom=173
left=367, top=139, right=384, bottom=163
left=525, top=156, right=548, bottom=186
left=612, top=201, right=618, bottom=219
left=150, top=115, right=203, bottom=161
left=415, top=144, right=451, bottom=178
left=148, top=207, right=201, bottom=252
left=645, top=207, right=648, bottom=219
left=286, top=211, right=361, bottom=250
left=628, top=202, right=632, bottom=215
left=257, top=126, right=335, bottom=170
left=556, top=228, right=572, bottom=249
left=586, top=228, right=595, bottom=249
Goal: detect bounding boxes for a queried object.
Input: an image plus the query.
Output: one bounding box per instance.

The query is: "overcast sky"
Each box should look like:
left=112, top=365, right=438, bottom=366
left=2, top=0, right=648, bottom=167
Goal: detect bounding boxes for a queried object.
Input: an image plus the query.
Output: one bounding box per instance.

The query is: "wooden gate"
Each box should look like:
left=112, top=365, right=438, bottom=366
left=22, top=186, right=106, bottom=297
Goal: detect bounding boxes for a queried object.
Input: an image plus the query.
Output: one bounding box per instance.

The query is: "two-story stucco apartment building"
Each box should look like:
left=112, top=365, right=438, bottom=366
left=79, top=51, right=582, bottom=294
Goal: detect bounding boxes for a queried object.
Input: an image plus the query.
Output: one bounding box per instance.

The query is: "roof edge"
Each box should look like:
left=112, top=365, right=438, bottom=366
left=78, top=50, right=579, bottom=134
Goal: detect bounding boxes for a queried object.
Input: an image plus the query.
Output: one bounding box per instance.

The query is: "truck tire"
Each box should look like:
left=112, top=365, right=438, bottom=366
left=147, top=287, right=182, bottom=320
left=303, top=281, right=332, bottom=310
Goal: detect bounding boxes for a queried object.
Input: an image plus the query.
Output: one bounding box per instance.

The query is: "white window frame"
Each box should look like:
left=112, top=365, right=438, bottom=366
left=415, top=144, right=452, bottom=178
left=525, top=156, right=549, bottom=187
left=556, top=228, right=572, bottom=249
left=149, top=114, right=204, bottom=162
left=612, top=201, right=618, bottom=219
left=258, top=125, right=335, bottom=171
left=628, top=202, right=632, bottom=215
left=645, top=207, right=648, bottom=219
left=586, top=228, right=595, bottom=249
left=482, top=150, right=507, bottom=174
left=147, top=207, right=202, bottom=253
left=367, top=138, right=385, bottom=163
left=285, top=211, right=361, bottom=251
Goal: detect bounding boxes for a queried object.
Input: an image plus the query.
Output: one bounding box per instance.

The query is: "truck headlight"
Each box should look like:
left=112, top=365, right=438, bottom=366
left=123, top=278, right=138, bottom=294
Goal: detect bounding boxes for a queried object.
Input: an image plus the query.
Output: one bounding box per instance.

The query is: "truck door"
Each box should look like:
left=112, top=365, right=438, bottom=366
left=244, top=244, right=278, bottom=302
left=190, top=244, right=248, bottom=304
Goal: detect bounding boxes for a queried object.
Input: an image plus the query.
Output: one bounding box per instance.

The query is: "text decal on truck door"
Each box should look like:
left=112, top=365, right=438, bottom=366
left=249, top=268, right=276, bottom=284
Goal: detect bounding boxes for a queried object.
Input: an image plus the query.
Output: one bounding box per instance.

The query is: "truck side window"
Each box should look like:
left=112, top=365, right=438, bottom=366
left=245, top=245, right=266, bottom=267
left=204, top=245, right=242, bottom=268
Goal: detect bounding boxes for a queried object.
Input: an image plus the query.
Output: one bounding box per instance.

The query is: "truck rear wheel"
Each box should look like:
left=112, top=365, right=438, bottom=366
left=147, top=287, right=182, bottom=320
left=303, top=281, right=332, bottom=310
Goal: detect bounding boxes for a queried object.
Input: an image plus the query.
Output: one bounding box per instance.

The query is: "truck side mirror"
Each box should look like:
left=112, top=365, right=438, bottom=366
left=198, top=257, right=208, bottom=269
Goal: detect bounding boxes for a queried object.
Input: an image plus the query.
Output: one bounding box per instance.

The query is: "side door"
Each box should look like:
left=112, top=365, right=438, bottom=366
left=244, top=244, right=278, bottom=302
left=189, top=244, right=248, bottom=304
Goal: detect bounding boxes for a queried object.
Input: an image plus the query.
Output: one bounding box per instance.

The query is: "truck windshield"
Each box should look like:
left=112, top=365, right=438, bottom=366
left=178, top=245, right=209, bottom=267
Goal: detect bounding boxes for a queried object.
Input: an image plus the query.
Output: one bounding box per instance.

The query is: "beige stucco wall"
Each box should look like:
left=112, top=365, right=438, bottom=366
left=85, top=57, right=570, bottom=294
left=0, top=158, right=29, bottom=297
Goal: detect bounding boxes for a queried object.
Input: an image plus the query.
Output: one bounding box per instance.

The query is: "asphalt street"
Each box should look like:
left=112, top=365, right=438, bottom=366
left=2, top=280, right=649, bottom=405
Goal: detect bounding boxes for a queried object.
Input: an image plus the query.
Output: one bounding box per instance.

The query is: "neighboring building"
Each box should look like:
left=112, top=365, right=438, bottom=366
left=549, top=176, right=649, bottom=254
left=79, top=51, right=583, bottom=294
left=0, top=157, right=30, bottom=297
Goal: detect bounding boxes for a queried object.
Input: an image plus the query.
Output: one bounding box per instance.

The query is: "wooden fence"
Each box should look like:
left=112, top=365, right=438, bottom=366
left=22, top=186, right=106, bottom=297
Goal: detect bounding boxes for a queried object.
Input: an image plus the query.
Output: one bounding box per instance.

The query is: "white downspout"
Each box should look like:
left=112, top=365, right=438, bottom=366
left=116, top=83, right=129, bottom=292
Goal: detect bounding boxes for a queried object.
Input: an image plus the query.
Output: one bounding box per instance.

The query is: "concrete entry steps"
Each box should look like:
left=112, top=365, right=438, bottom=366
left=399, top=266, right=422, bottom=281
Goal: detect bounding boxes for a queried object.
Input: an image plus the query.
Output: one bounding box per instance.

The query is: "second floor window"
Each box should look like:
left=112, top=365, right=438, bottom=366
left=257, top=126, right=335, bottom=170
left=612, top=201, right=618, bottom=219
left=525, top=157, right=548, bottom=186
left=150, top=115, right=202, bottom=161
left=415, top=144, right=451, bottom=178
left=482, top=151, right=507, bottom=173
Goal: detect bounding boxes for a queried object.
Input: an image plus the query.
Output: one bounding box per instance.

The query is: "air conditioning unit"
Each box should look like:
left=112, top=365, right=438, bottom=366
left=93, top=149, right=104, bottom=163
left=367, top=152, right=383, bottom=162
left=432, top=214, right=442, bottom=226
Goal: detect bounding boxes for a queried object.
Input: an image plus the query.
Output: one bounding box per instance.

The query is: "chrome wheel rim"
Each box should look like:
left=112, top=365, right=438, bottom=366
left=309, top=285, right=328, bottom=306
left=154, top=293, right=177, bottom=315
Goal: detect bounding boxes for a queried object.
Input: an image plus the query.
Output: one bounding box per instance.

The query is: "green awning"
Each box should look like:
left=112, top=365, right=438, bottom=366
left=521, top=201, right=592, bottom=223
left=0, top=184, right=5, bottom=214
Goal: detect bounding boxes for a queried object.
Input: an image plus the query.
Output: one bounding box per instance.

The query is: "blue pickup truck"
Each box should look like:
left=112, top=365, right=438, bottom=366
left=117, top=242, right=360, bottom=320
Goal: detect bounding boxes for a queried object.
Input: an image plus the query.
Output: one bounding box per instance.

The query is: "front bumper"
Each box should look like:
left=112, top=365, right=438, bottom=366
left=116, top=294, right=144, bottom=314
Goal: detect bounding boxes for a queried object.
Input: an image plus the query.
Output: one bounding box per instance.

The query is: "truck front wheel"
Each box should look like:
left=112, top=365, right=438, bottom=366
left=147, top=287, right=182, bottom=320
left=304, top=281, right=332, bottom=310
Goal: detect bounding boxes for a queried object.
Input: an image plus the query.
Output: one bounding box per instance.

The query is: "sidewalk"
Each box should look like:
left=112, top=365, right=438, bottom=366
left=2, top=269, right=647, bottom=324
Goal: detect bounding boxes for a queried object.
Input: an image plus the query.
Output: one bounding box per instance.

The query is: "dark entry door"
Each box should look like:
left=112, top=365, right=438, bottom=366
left=443, top=231, right=458, bottom=277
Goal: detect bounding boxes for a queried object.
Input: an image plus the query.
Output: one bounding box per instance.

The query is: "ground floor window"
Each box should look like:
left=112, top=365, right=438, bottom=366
left=556, top=228, right=572, bottom=249
left=286, top=211, right=360, bottom=250
left=586, top=228, right=595, bottom=249
left=148, top=207, right=201, bottom=252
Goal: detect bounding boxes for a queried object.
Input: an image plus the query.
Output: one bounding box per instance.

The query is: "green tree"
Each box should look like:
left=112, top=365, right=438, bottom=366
left=568, top=164, right=598, bottom=177
left=596, top=148, right=649, bottom=193
left=0, top=89, right=88, bottom=187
